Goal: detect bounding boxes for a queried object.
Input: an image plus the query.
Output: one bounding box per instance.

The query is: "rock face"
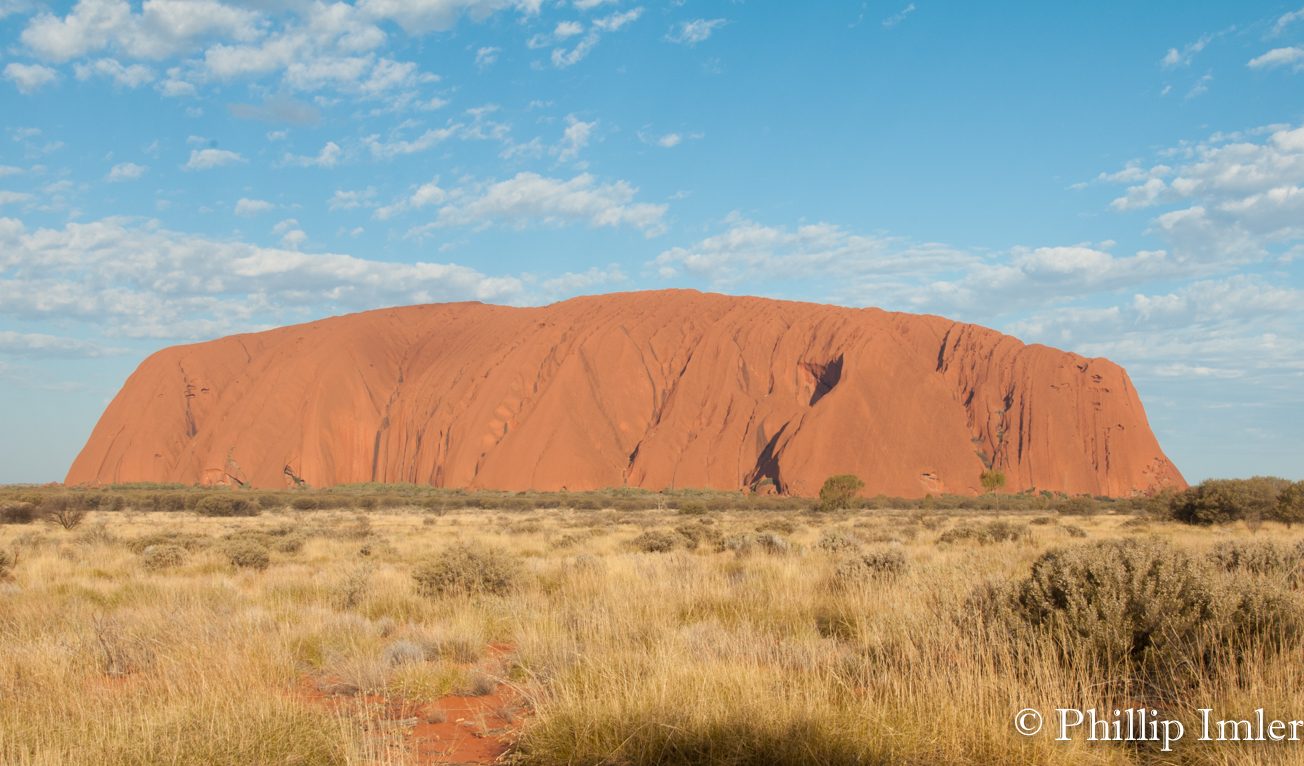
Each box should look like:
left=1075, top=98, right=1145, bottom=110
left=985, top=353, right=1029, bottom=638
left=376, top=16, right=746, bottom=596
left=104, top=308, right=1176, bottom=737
left=66, top=290, right=1185, bottom=497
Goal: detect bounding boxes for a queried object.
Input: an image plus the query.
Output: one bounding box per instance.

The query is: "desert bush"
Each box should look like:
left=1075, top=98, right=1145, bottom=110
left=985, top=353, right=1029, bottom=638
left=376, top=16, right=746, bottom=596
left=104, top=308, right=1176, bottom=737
left=630, top=530, right=681, bottom=553
left=755, top=519, right=797, bottom=535
left=1276, top=481, right=1304, bottom=527
left=44, top=505, right=88, bottom=530
left=1054, top=496, right=1100, bottom=516
left=224, top=541, right=271, bottom=570
left=815, top=474, right=863, bottom=513
left=1208, top=540, right=1301, bottom=579
left=1011, top=539, right=1302, bottom=692
left=833, top=546, right=907, bottom=584
left=0, top=548, right=16, bottom=579
left=140, top=544, right=187, bottom=571
left=74, top=522, right=116, bottom=546
left=676, top=501, right=707, bottom=516
left=412, top=543, right=520, bottom=598
left=125, top=531, right=209, bottom=553
left=195, top=494, right=259, bottom=518
left=381, top=640, right=425, bottom=667
left=1062, top=524, right=1088, bottom=539
left=936, top=520, right=1028, bottom=545
left=1169, top=477, right=1290, bottom=525
left=0, top=501, right=36, bottom=525
left=756, top=533, right=794, bottom=555
left=979, top=469, right=1006, bottom=492
left=673, top=522, right=721, bottom=550
left=816, top=529, right=861, bottom=553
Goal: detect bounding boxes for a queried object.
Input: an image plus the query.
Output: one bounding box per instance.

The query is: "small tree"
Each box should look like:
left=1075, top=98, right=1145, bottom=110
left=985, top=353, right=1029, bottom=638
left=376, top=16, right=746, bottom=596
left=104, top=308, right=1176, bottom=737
left=980, top=469, right=1006, bottom=493
left=1275, top=481, right=1304, bottom=528
left=816, top=474, right=864, bottom=513
left=45, top=506, right=88, bottom=530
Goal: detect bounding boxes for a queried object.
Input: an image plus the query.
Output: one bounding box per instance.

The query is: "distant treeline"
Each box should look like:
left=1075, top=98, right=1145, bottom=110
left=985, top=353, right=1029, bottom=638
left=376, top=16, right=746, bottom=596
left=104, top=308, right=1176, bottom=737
left=0, top=477, right=1295, bottom=523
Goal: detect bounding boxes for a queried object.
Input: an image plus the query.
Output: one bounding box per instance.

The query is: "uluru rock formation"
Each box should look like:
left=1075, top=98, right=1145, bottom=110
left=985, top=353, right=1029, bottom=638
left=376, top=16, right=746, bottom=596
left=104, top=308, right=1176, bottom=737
left=67, top=290, right=1185, bottom=497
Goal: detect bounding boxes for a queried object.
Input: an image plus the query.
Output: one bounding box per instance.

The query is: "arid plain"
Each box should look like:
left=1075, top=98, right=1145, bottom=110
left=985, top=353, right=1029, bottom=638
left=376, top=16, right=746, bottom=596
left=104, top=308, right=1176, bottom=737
left=3, top=482, right=1304, bottom=765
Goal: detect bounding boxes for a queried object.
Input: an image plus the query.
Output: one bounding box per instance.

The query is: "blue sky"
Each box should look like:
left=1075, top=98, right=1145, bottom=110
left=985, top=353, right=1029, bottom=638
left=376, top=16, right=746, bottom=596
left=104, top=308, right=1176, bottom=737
left=1, top=0, right=1302, bottom=485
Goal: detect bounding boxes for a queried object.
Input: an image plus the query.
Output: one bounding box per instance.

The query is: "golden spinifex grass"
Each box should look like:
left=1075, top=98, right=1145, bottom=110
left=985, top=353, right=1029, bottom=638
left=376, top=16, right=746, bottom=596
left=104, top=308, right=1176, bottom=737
left=1, top=506, right=1303, bottom=765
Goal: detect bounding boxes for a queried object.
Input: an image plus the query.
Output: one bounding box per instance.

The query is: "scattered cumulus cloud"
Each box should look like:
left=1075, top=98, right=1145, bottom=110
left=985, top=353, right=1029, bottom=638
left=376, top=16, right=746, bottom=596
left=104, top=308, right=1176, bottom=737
left=551, top=7, right=643, bottom=67
left=183, top=147, right=244, bottom=170
left=666, top=18, right=726, bottom=45
left=234, top=198, right=274, bottom=216
left=4, top=62, right=59, bottom=93
left=422, top=172, right=667, bottom=236
left=106, top=161, right=147, bottom=181
left=1249, top=47, right=1304, bottom=71
left=282, top=141, right=341, bottom=167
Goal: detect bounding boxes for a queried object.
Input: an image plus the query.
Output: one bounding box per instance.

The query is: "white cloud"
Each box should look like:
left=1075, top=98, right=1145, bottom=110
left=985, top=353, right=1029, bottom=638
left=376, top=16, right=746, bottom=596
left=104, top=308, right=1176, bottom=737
left=183, top=147, right=244, bottom=170
left=554, top=20, right=582, bottom=38
left=4, top=63, right=59, bottom=94
left=557, top=114, right=595, bottom=162
left=0, top=166, right=22, bottom=177
left=1248, top=47, right=1304, bottom=71
left=1186, top=72, right=1212, bottom=98
left=73, top=57, right=153, bottom=87
left=21, top=0, right=261, bottom=62
left=282, top=140, right=341, bottom=167
left=0, top=330, right=117, bottom=357
left=881, top=3, right=915, bottom=29
left=106, top=161, right=147, bottom=181
left=356, top=0, right=539, bottom=35
left=666, top=17, right=726, bottom=45
left=234, top=198, right=274, bottom=215
left=551, top=7, right=642, bottom=67
left=475, top=45, right=500, bottom=68
left=329, top=187, right=377, bottom=210
left=653, top=213, right=972, bottom=289
left=638, top=129, right=698, bottom=148
left=1098, top=122, right=1304, bottom=261
left=428, top=172, right=667, bottom=235
left=1273, top=6, right=1304, bottom=35
left=1161, top=33, right=1213, bottom=68
left=375, top=179, right=446, bottom=219
left=0, top=191, right=35, bottom=205
left=0, top=215, right=527, bottom=339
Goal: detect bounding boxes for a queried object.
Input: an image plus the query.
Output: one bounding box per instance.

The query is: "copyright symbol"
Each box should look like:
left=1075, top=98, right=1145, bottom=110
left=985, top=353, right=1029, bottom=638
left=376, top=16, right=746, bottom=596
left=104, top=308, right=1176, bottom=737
left=1014, top=708, right=1043, bottom=736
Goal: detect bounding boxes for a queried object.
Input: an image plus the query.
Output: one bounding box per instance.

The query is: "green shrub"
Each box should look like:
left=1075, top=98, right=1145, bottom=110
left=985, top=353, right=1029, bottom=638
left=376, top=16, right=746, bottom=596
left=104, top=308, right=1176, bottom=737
left=140, top=544, right=187, bottom=571
left=936, top=520, right=1028, bottom=545
left=1055, top=496, right=1100, bottom=516
left=676, top=501, right=708, bottom=516
left=195, top=494, right=259, bottom=517
left=224, top=541, right=271, bottom=570
left=979, top=469, right=1006, bottom=492
left=815, top=474, right=863, bottom=513
left=0, top=502, right=36, bottom=525
left=412, top=543, right=520, bottom=597
left=1276, top=481, right=1304, bottom=527
left=1169, top=477, right=1290, bottom=525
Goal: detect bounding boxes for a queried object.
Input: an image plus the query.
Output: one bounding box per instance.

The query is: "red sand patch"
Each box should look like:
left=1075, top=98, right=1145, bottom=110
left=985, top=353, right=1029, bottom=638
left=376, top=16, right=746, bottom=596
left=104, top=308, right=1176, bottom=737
left=301, top=645, right=527, bottom=765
